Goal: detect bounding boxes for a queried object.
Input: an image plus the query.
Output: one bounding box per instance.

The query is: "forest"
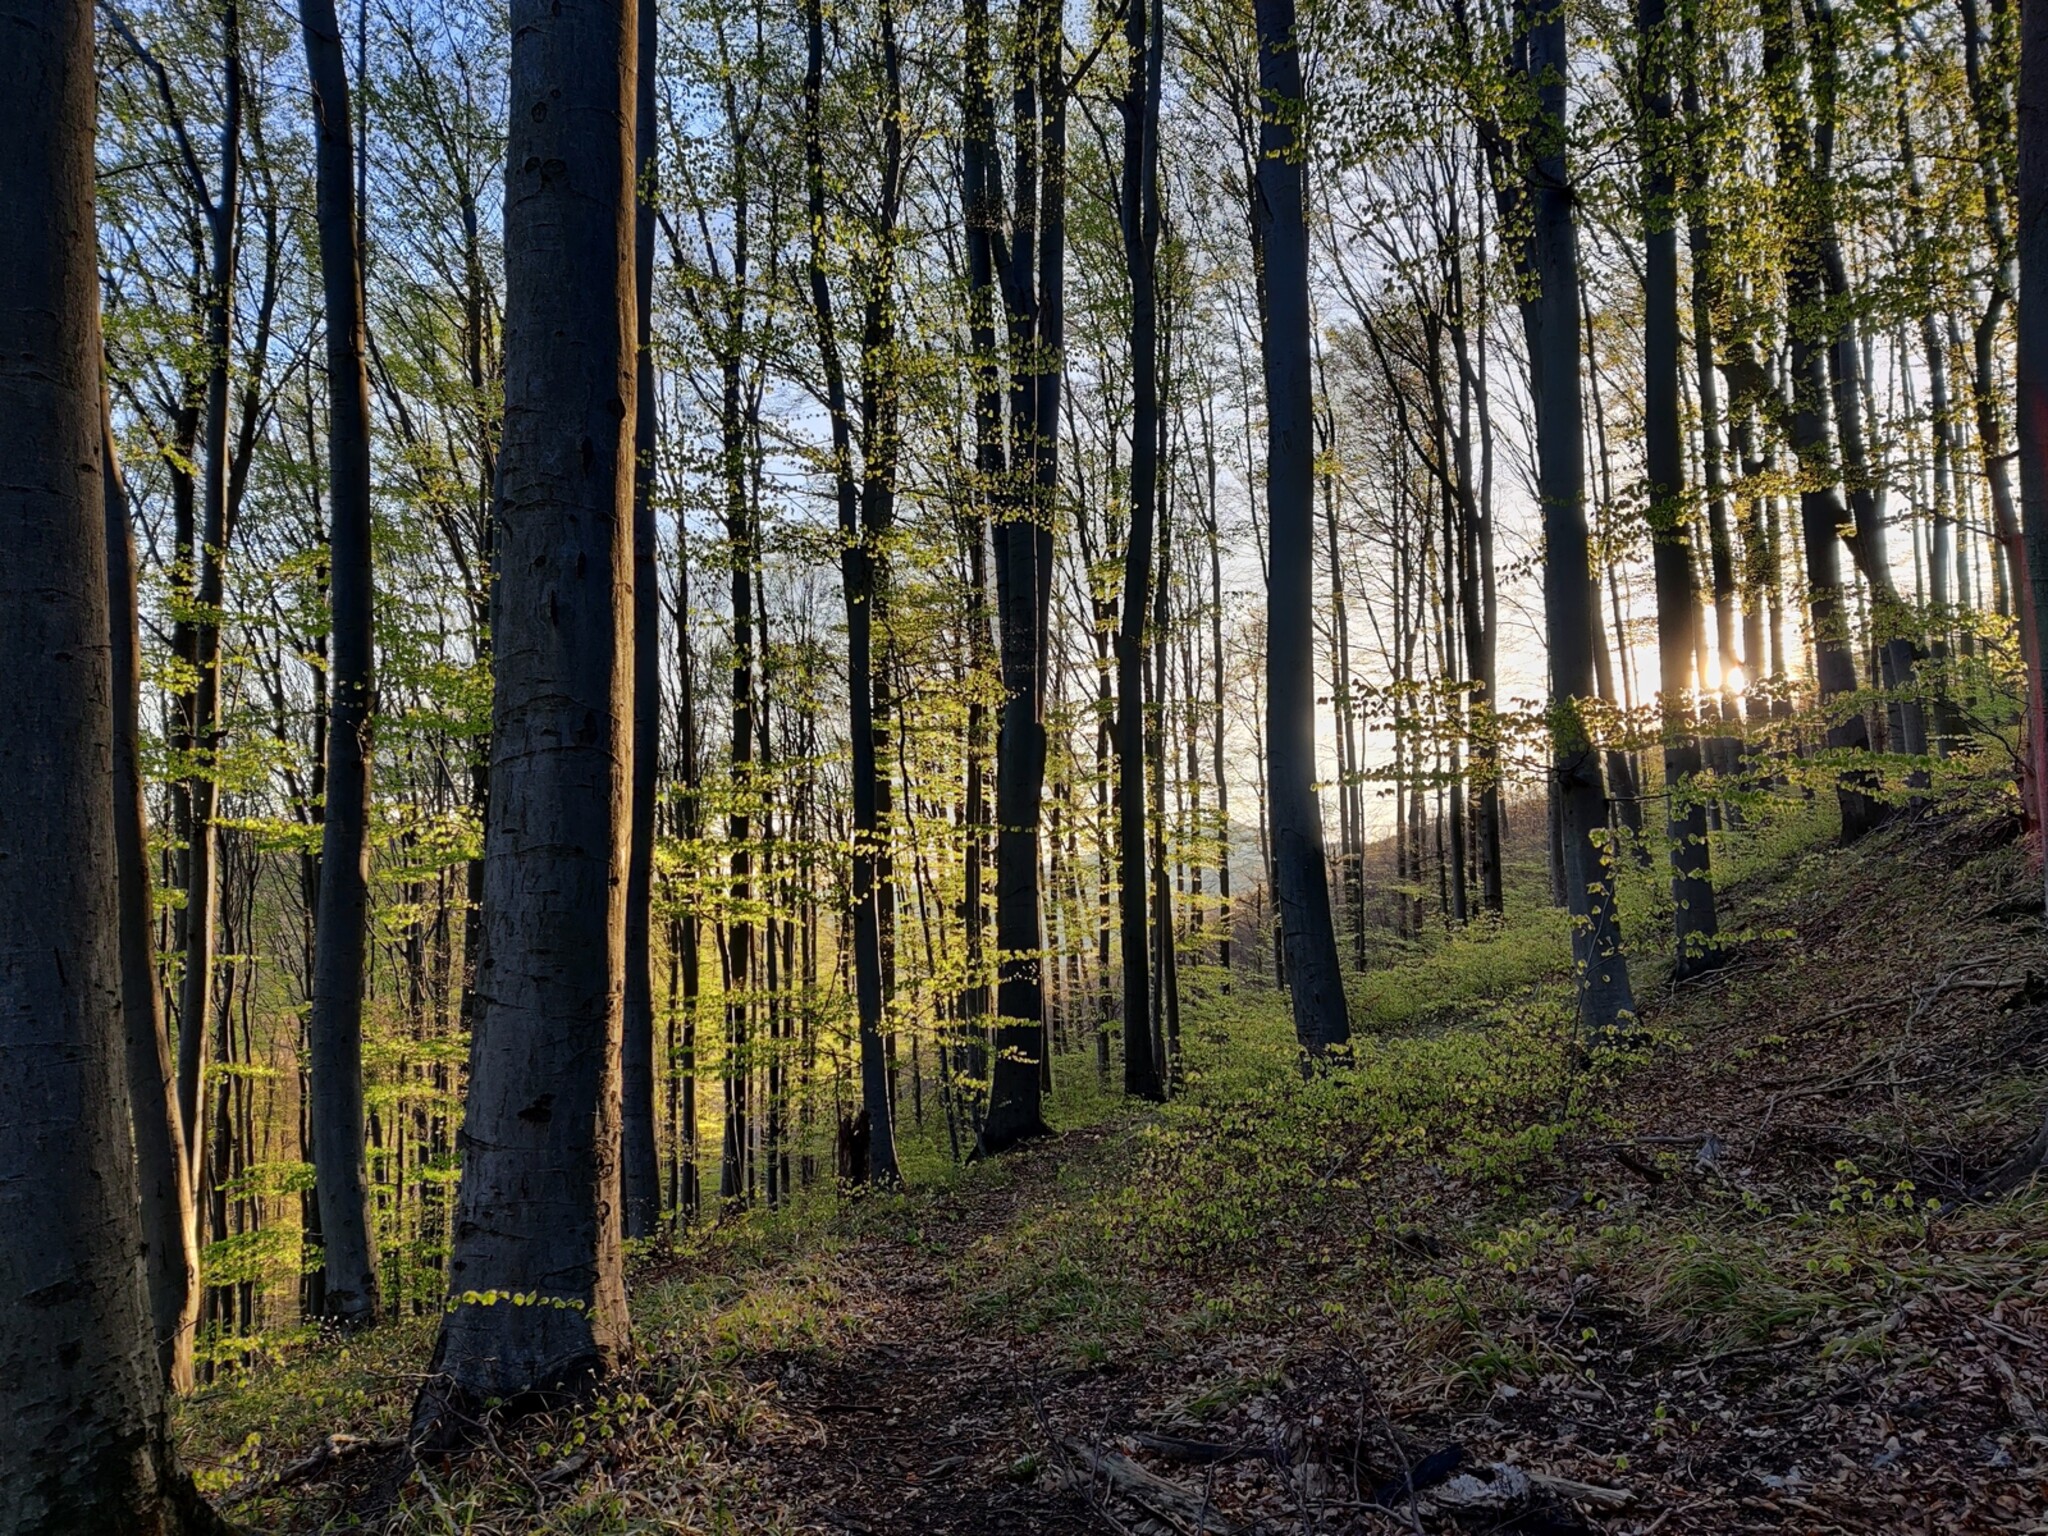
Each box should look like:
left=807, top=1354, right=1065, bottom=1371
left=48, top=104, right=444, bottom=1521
left=6, top=0, right=2048, bottom=1528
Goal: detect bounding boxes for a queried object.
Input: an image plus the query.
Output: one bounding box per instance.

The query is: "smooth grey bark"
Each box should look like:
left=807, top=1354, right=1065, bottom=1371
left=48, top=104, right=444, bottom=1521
left=1891, top=11, right=1962, bottom=755
left=299, top=0, right=381, bottom=1326
left=2022, top=0, right=2048, bottom=917
left=961, top=0, right=1001, bottom=1082
left=174, top=3, right=244, bottom=1197
left=715, top=287, right=754, bottom=1204
left=1638, top=0, right=1719, bottom=978
left=1678, top=23, right=1746, bottom=773
left=414, top=0, right=636, bottom=1445
left=672, top=527, right=703, bottom=1224
left=979, top=0, right=1062, bottom=1152
left=1149, top=429, right=1182, bottom=1076
left=1958, top=0, right=2048, bottom=820
left=621, top=0, right=663, bottom=1239
left=804, top=0, right=902, bottom=1184
left=0, top=7, right=222, bottom=1527
left=106, top=387, right=202, bottom=1396
left=1203, top=400, right=1234, bottom=975
left=1760, top=0, right=1883, bottom=843
left=1448, top=183, right=1504, bottom=918
left=1508, top=0, right=1637, bottom=1039
left=857, top=0, right=909, bottom=1181
left=1252, top=0, right=1350, bottom=1054
left=1806, top=0, right=1923, bottom=763
left=1116, top=0, right=1167, bottom=1101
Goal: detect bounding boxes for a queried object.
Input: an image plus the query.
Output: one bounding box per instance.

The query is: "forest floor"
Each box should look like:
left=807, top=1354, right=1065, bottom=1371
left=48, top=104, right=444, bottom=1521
left=186, top=778, right=2048, bottom=1534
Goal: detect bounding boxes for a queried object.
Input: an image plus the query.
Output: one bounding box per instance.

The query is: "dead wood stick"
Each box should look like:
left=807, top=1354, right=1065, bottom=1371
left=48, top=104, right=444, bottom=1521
left=1059, top=1436, right=1241, bottom=1535
left=239, top=1432, right=404, bottom=1500
left=1524, top=1470, right=1634, bottom=1509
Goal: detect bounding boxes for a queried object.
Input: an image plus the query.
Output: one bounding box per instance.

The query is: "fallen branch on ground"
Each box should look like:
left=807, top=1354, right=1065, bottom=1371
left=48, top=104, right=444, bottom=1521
left=236, top=1433, right=404, bottom=1501
left=1059, top=1436, right=1241, bottom=1535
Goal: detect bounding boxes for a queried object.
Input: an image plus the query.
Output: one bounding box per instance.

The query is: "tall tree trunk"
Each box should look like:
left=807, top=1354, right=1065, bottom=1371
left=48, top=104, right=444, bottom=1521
left=1808, top=0, right=1924, bottom=762
left=1151, top=426, right=1183, bottom=1079
left=1252, top=0, right=1351, bottom=1054
left=1761, top=0, right=1884, bottom=843
left=0, top=5, right=223, bottom=1522
left=1509, top=0, right=1637, bottom=1038
left=105, top=387, right=203, bottom=1395
left=414, top=0, right=636, bottom=1444
left=1892, top=9, right=1963, bottom=755
left=1678, top=25, right=1746, bottom=773
left=720, top=390, right=754, bottom=1201
left=1959, top=0, right=2048, bottom=823
left=2020, top=0, right=2048, bottom=911
left=1447, top=183, right=1504, bottom=918
left=859, top=0, right=909, bottom=1182
left=1116, top=0, right=1166, bottom=1101
left=1639, top=0, right=1720, bottom=978
left=806, top=0, right=902, bottom=1183
left=1202, top=399, right=1234, bottom=975
left=980, top=0, right=1063, bottom=1151
left=621, top=0, right=663, bottom=1239
left=300, top=0, right=381, bottom=1325
left=674, top=534, right=703, bottom=1226
left=174, top=1, right=245, bottom=1214
left=962, top=0, right=1004, bottom=1091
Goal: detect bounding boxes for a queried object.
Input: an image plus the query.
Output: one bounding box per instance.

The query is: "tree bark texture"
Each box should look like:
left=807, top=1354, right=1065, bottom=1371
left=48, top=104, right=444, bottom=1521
left=1639, top=0, right=1720, bottom=979
left=1513, top=0, right=1637, bottom=1038
left=300, top=0, right=382, bottom=1325
left=415, top=0, right=636, bottom=1443
left=980, top=0, right=1063, bottom=1150
left=2020, top=0, right=2048, bottom=912
left=805, top=0, right=903, bottom=1183
left=621, top=0, right=664, bottom=1239
left=0, top=6, right=222, bottom=1526
left=1116, top=0, right=1167, bottom=1100
left=105, top=388, right=202, bottom=1395
left=1253, top=0, right=1351, bottom=1054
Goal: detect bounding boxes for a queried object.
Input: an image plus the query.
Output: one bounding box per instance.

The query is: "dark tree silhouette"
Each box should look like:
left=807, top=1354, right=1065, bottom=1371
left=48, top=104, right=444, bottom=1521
left=299, top=0, right=381, bottom=1325
left=980, top=0, right=1066, bottom=1151
left=1117, top=0, right=1168, bottom=1100
left=1638, top=0, right=1720, bottom=978
left=1253, top=0, right=1351, bottom=1054
left=622, top=0, right=665, bottom=1239
left=414, top=0, right=637, bottom=1445
left=0, top=4, right=225, bottom=1525
left=105, top=386, right=202, bottom=1394
left=1508, top=0, right=1637, bottom=1038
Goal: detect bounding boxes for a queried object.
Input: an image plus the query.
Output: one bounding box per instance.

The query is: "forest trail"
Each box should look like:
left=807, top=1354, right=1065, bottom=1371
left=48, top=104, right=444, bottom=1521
left=610, top=792, right=2048, bottom=1535
left=724, top=1130, right=1127, bottom=1536
left=189, top=793, right=2048, bottom=1534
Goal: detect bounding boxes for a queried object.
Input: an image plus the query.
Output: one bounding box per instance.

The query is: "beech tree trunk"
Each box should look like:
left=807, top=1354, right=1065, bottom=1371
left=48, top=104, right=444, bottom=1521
left=1116, top=0, right=1167, bottom=1101
left=173, top=0, right=244, bottom=1215
left=621, top=0, right=663, bottom=1239
left=805, top=0, right=903, bottom=1184
left=962, top=0, right=1002, bottom=1084
left=980, top=0, right=1063, bottom=1151
left=2021, top=0, right=2048, bottom=914
left=0, top=6, right=223, bottom=1525
left=299, top=0, right=381, bottom=1325
left=106, top=387, right=203, bottom=1396
left=1253, top=0, right=1351, bottom=1054
left=414, top=0, right=636, bottom=1444
left=1639, top=0, right=1720, bottom=979
left=1510, top=0, right=1637, bottom=1039
left=1761, top=0, right=1883, bottom=842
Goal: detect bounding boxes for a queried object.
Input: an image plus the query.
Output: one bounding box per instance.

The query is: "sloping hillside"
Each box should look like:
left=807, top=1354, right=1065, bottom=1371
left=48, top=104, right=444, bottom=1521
left=184, top=783, right=2048, bottom=1534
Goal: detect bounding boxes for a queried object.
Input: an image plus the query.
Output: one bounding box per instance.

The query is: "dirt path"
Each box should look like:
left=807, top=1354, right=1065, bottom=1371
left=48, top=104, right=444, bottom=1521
left=731, top=1132, right=1121, bottom=1534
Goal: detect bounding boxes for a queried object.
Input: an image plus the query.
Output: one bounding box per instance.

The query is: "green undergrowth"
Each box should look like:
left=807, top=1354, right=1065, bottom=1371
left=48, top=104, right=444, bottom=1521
left=184, top=777, right=2048, bottom=1528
